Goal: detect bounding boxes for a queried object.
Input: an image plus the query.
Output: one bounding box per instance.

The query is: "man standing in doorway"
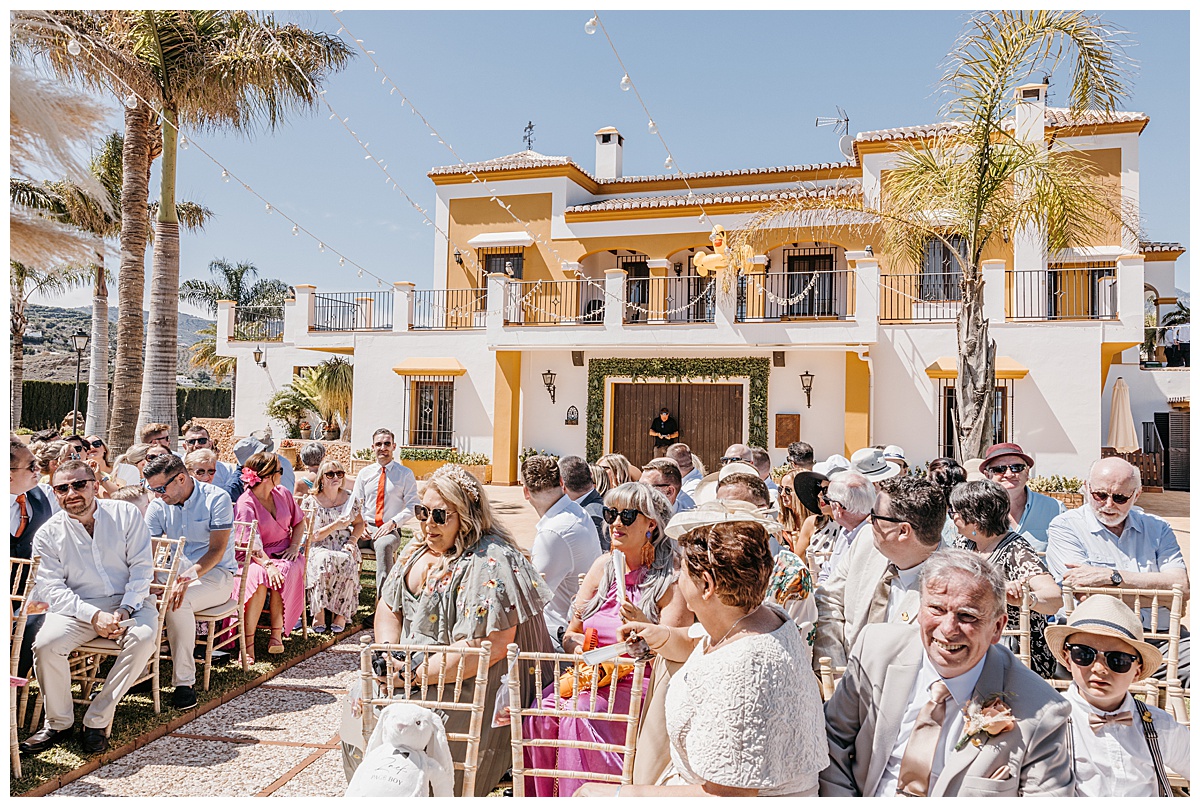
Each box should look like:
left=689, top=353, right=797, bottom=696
left=648, top=407, right=679, bottom=459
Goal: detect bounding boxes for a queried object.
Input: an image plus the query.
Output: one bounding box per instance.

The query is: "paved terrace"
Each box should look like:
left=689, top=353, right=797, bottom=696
left=43, top=487, right=1190, bottom=796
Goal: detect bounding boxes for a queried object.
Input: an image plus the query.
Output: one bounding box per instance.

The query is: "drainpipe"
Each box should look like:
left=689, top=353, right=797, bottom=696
left=853, top=345, right=874, bottom=447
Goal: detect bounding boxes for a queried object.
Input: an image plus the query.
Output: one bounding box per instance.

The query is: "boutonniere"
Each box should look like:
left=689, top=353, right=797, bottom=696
left=955, top=694, right=1016, bottom=750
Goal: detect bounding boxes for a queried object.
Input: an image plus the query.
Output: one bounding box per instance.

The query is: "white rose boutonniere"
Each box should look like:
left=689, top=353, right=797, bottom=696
left=956, top=695, right=1016, bottom=750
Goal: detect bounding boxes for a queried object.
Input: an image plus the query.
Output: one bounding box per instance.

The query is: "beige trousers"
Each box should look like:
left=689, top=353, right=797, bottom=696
left=162, top=568, right=234, bottom=687
left=34, top=594, right=159, bottom=731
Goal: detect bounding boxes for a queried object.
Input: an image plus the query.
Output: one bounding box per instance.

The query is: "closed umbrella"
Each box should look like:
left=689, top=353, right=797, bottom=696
left=1107, top=377, right=1140, bottom=453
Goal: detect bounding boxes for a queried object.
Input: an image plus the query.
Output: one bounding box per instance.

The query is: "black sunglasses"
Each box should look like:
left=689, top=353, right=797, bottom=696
left=51, top=479, right=92, bottom=495
left=414, top=505, right=450, bottom=525
left=1089, top=489, right=1133, bottom=505
left=986, top=463, right=1027, bottom=476
left=323, top=470, right=346, bottom=479
left=183, top=436, right=209, bottom=446
left=86, top=439, right=105, bottom=449
left=1065, top=642, right=1140, bottom=674
left=868, top=508, right=906, bottom=525
left=719, top=456, right=743, bottom=465
left=373, top=441, right=394, bottom=448
left=191, top=467, right=216, bottom=477
left=148, top=471, right=184, bottom=495
left=602, top=507, right=642, bottom=526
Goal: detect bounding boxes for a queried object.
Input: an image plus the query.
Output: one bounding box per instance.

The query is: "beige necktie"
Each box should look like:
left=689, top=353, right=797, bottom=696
left=896, top=680, right=953, bottom=797
left=867, top=562, right=899, bottom=624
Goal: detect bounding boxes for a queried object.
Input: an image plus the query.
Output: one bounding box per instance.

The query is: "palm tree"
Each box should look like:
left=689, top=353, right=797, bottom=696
left=731, top=11, right=1137, bottom=458
left=1161, top=301, right=1190, bottom=327
left=188, top=324, right=237, bottom=383
left=10, top=262, right=92, bottom=429
left=11, top=134, right=212, bottom=438
left=15, top=10, right=351, bottom=446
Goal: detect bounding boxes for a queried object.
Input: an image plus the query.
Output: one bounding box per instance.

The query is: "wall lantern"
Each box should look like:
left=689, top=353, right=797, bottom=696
left=565, top=405, right=579, bottom=425
left=542, top=369, right=557, bottom=404
left=454, top=248, right=464, bottom=265
left=799, top=370, right=815, bottom=408
left=253, top=346, right=267, bottom=368
left=673, top=262, right=683, bottom=277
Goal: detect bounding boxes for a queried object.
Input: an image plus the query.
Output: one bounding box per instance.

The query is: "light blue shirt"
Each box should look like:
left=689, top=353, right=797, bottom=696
left=680, top=467, right=703, bottom=496
left=1046, top=504, right=1186, bottom=627
left=145, top=479, right=237, bottom=574
left=674, top=489, right=696, bottom=513
left=1015, top=488, right=1066, bottom=553
left=211, top=461, right=237, bottom=492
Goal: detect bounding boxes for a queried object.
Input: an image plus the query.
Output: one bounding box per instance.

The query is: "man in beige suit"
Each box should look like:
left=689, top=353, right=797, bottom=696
left=821, top=549, right=1074, bottom=797
left=814, top=475, right=945, bottom=669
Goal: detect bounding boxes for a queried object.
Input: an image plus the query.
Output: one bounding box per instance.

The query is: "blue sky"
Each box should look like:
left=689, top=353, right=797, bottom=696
left=33, top=9, right=1190, bottom=315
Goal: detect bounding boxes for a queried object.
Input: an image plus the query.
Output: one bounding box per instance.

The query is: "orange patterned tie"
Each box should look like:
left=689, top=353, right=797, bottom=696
left=374, top=467, right=387, bottom=528
left=14, top=493, right=28, bottom=538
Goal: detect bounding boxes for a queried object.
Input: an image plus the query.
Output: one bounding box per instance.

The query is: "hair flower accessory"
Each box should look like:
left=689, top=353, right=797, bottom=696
left=956, top=695, right=1016, bottom=750
left=240, top=467, right=262, bottom=487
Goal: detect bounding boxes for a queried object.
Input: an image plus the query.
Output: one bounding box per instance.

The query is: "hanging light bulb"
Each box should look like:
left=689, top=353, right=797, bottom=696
left=584, top=16, right=598, bottom=35
left=67, top=39, right=82, bottom=56
left=318, top=243, right=325, bottom=253
left=664, top=156, right=675, bottom=172
left=178, top=135, right=188, bottom=150
left=124, top=93, right=138, bottom=109
left=620, top=74, right=632, bottom=92
left=221, top=169, right=229, bottom=182
left=357, top=269, right=363, bottom=278
left=291, top=224, right=299, bottom=236
left=648, top=120, right=658, bottom=135
left=264, top=203, right=272, bottom=214
left=339, top=257, right=345, bottom=266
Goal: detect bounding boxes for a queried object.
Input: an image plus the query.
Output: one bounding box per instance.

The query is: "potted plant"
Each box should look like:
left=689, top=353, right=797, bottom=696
left=1027, top=475, right=1085, bottom=509
left=458, top=452, right=493, bottom=485
left=323, top=419, right=341, bottom=441
left=397, top=447, right=460, bottom=479
left=350, top=447, right=374, bottom=475
left=299, top=420, right=312, bottom=440
left=277, top=438, right=300, bottom=468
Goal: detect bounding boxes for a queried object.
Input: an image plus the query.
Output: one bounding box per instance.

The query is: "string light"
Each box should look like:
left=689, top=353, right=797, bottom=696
left=664, top=156, right=674, bottom=172
left=221, top=169, right=230, bottom=182
left=264, top=203, right=272, bottom=214
left=178, top=135, right=188, bottom=150
left=124, top=92, right=137, bottom=109
left=584, top=16, right=598, bottom=35
left=648, top=120, right=657, bottom=134
left=318, top=242, right=325, bottom=252
left=619, top=74, right=632, bottom=92
left=292, top=224, right=299, bottom=236
left=339, top=257, right=345, bottom=266
left=66, top=38, right=81, bottom=56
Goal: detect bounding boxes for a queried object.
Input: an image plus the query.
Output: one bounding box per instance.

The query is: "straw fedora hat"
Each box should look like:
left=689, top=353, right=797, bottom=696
left=691, top=461, right=759, bottom=505
left=665, top=498, right=785, bottom=541
left=1044, top=594, right=1163, bottom=681
left=962, top=458, right=987, bottom=482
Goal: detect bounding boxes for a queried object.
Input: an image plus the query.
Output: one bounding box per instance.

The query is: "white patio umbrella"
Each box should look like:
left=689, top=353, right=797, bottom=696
left=1107, top=377, right=1140, bottom=453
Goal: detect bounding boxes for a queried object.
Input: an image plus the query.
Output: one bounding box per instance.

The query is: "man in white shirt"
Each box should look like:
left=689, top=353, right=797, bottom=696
left=814, top=470, right=873, bottom=584
left=1046, top=593, right=1189, bottom=796
left=351, top=428, right=419, bottom=597
left=640, top=458, right=695, bottom=513
left=665, top=443, right=703, bottom=496
left=822, top=549, right=1073, bottom=796
left=815, top=475, right=943, bottom=669
left=523, top=456, right=601, bottom=649
left=1177, top=321, right=1190, bottom=366
left=20, top=460, right=157, bottom=756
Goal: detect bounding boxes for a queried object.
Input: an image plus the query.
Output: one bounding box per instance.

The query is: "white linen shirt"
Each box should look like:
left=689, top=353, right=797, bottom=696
left=531, top=494, right=602, bottom=639
left=885, top=560, right=925, bottom=622
left=874, top=651, right=987, bottom=797
left=1065, top=685, right=1190, bottom=796
left=351, top=460, right=419, bottom=529
left=819, top=518, right=868, bottom=585
left=32, top=500, right=154, bottom=624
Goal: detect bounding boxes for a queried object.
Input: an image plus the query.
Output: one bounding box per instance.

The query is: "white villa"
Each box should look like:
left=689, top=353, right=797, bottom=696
left=217, top=83, right=1189, bottom=486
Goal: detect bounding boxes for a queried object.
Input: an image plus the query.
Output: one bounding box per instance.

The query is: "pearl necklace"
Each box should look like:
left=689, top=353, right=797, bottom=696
left=708, top=605, right=761, bottom=652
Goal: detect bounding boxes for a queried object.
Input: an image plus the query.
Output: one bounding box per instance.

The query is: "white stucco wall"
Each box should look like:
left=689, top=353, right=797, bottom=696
left=1101, top=368, right=1190, bottom=449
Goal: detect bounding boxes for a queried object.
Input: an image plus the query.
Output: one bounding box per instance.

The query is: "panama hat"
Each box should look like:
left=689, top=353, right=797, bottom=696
left=792, top=471, right=829, bottom=515
left=962, top=458, right=986, bottom=482
left=666, top=498, right=785, bottom=541
left=249, top=428, right=276, bottom=453
left=813, top=454, right=850, bottom=476
left=1044, top=594, right=1163, bottom=682
left=980, top=442, right=1034, bottom=471
left=881, top=445, right=908, bottom=468
left=850, top=447, right=901, bottom=482
left=691, top=461, right=760, bottom=505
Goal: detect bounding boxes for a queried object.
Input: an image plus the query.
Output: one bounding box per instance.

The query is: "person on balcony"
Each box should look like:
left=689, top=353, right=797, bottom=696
left=979, top=442, right=1064, bottom=552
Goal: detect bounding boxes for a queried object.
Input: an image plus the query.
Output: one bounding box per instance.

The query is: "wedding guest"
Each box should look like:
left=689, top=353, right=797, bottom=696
left=980, top=442, right=1064, bottom=551
left=301, top=459, right=363, bottom=634
left=294, top=441, right=327, bottom=500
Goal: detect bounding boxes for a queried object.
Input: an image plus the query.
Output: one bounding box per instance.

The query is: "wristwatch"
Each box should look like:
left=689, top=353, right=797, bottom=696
left=1109, top=570, right=1123, bottom=587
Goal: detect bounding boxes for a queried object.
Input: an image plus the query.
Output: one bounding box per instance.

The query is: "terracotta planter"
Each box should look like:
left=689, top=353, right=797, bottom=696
left=299, top=429, right=312, bottom=440
left=278, top=445, right=299, bottom=468
left=1045, top=491, right=1083, bottom=509
left=464, top=465, right=493, bottom=485
left=400, top=458, right=445, bottom=479
left=349, top=458, right=373, bottom=475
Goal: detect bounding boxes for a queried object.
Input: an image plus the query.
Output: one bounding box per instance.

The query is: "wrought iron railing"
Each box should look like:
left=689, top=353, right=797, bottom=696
left=411, top=289, right=488, bottom=330
left=879, top=272, right=962, bottom=323
left=1007, top=267, right=1117, bottom=321
left=504, top=279, right=606, bottom=325
left=311, top=291, right=393, bottom=331
left=232, top=305, right=284, bottom=342
left=624, top=276, right=715, bottom=324
left=735, top=269, right=854, bottom=322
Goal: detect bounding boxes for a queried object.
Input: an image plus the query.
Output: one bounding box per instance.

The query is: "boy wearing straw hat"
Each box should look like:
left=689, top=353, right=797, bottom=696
left=1046, top=594, right=1189, bottom=796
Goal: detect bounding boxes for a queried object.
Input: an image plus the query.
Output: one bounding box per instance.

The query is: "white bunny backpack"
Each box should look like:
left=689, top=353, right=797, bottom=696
left=345, top=703, right=455, bottom=797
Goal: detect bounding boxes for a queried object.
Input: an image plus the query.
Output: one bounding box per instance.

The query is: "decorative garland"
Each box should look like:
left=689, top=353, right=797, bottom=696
left=585, top=357, right=770, bottom=461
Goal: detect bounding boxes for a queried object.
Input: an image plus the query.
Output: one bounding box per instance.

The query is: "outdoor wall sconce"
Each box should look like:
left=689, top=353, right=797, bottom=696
left=565, top=405, right=579, bottom=425
left=673, top=262, right=683, bottom=277
left=800, top=370, right=815, bottom=408
left=253, top=346, right=267, bottom=368
left=542, top=369, right=557, bottom=404
left=454, top=248, right=464, bottom=265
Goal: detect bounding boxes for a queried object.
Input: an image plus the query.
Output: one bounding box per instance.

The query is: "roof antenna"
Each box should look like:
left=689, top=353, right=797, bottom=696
left=523, top=121, right=535, bottom=151
left=816, top=106, right=854, bottom=160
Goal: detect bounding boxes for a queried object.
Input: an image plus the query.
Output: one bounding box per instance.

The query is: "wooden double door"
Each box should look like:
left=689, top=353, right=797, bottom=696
left=609, top=382, right=744, bottom=470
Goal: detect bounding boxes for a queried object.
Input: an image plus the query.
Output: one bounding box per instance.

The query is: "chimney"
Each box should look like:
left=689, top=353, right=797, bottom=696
left=594, top=126, right=623, bottom=179
left=1014, top=83, right=1046, bottom=146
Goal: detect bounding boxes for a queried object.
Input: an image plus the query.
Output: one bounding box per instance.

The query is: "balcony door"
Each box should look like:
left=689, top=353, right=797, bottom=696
left=784, top=249, right=836, bottom=317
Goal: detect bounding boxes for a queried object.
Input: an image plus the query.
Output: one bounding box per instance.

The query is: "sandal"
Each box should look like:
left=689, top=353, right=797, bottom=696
left=311, top=624, right=327, bottom=635
left=268, top=637, right=285, bottom=654
left=330, top=623, right=346, bottom=634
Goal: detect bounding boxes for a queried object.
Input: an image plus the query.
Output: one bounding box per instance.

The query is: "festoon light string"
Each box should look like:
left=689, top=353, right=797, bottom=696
left=40, top=14, right=393, bottom=291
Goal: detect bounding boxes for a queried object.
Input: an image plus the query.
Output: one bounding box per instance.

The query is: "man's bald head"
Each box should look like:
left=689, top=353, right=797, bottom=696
left=1088, top=456, right=1141, bottom=490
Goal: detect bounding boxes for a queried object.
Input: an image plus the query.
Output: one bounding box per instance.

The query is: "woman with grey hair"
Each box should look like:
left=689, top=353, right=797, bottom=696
left=523, top=482, right=691, bottom=797
left=293, top=441, right=327, bottom=500
left=949, top=480, right=1062, bottom=678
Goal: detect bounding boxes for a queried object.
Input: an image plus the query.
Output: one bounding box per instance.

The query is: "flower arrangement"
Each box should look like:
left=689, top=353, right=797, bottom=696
left=955, top=695, right=1016, bottom=750
left=240, top=467, right=262, bottom=487
left=299, top=420, right=310, bottom=430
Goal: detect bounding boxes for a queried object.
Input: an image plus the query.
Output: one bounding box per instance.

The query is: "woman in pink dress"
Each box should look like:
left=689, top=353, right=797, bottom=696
left=234, top=451, right=306, bottom=660
left=523, top=482, right=691, bottom=797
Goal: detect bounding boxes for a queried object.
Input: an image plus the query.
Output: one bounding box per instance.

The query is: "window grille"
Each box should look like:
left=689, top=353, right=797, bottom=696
left=402, top=375, right=456, bottom=447
left=938, top=378, right=1014, bottom=459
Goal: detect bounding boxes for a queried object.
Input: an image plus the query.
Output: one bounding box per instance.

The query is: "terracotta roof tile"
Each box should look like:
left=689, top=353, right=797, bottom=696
left=564, top=180, right=861, bottom=213
left=1140, top=241, right=1186, bottom=253
left=855, top=107, right=1149, bottom=143
left=428, top=150, right=592, bottom=178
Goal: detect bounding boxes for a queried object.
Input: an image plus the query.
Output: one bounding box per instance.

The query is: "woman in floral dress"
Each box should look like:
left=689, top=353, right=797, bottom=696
left=301, top=459, right=363, bottom=633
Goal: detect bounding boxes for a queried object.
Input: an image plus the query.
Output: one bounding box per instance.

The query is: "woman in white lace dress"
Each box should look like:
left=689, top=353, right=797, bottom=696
left=300, top=459, right=363, bottom=633
left=580, top=518, right=827, bottom=796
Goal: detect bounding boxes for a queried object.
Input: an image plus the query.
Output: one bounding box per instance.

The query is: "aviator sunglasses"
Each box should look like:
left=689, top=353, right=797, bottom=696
left=1065, top=642, right=1139, bottom=674
left=602, top=507, right=642, bottom=526
left=51, top=479, right=92, bottom=495
left=413, top=505, right=450, bottom=525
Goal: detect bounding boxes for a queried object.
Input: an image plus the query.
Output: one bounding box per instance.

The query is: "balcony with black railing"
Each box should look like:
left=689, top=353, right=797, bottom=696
left=735, top=269, right=854, bottom=323
left=504, top=279, right=606, bottom=326
left=232, top=305, right=285, bottom=342
left=412, top=288, right=488, bottom=330
left=1007, top=266, right=1117, bottom=321
left=879, top=272, right=962, bottom=323
left=310, top=291, right=394, bottom=331
left=624, top=275, right=716, bottom=324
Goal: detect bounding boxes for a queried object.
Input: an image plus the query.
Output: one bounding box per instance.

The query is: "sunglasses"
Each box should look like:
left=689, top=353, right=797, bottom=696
left=323, top=470, right=346, bottom=479
left=719, top=456, right=743, bottom=465
left=413, top=505, right=450, bottom=525
left=602, top=507, right=642, bottom=526
left=1089, top=489, right=1133, bottom=505
left=868, top=508, right=905, bottom=525
left=817, top=487, right=830, bottom=501
left=986, top=463, right=1027, bottom=476
left=183, top=436, right=209, bottom=446
left=51, top=479, right=92, bottom=495
left=373, top=441, right=394, bottom=448
left=12, top=461, right=36, bottom=473
left=148, top=472, right=184, bottom=495
left=1065, top=642, right=1140, bottom=674
left=192, top=468, right=216, bottom=477
left=86, top=439, right=105, bottom=449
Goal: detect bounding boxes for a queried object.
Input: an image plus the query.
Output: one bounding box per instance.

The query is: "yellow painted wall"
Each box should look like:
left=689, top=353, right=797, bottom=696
left=448, top=194, right=559, bottom=286
left=844, top=352, right=870, bottom=456
left=492, top=351, right=522, bottom=485
left=1056, top=148, right=1122, bottom=247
